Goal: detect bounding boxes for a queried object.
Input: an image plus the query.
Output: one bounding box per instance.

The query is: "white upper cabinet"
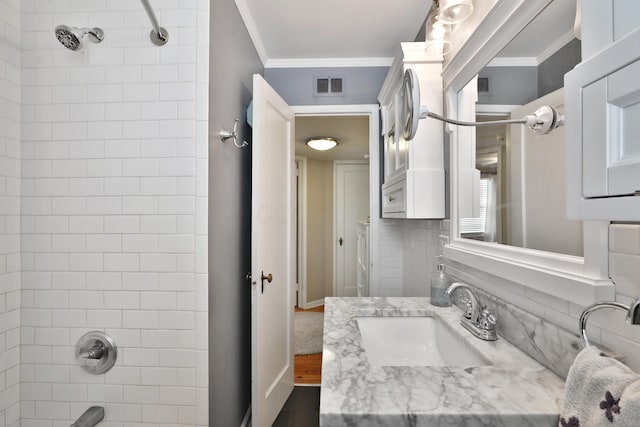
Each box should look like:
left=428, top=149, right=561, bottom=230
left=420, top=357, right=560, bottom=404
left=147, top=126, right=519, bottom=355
left=566, top=2, right=640, bottom=220
left=378, top=42, right=445, bottom=219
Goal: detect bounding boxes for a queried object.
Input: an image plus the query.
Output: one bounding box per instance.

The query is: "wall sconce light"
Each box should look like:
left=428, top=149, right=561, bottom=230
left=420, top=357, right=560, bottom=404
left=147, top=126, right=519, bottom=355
left=425, top=0, right=474, bottom=55
left=306, top=137, right=338, bottom=151
left=425, top=10, right=452, bottom=56
left=438, top=0, right=474, bottom=24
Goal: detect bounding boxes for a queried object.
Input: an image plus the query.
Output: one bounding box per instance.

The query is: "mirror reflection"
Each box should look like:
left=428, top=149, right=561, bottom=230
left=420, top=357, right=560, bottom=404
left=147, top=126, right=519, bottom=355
left=458, top=0, right=584, bottom=257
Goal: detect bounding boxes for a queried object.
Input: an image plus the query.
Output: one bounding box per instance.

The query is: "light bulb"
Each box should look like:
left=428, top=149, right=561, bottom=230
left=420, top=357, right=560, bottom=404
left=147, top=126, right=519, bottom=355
left=429, top=21, right=447, bottom=40
left=439, top=0, right=473, bottom=24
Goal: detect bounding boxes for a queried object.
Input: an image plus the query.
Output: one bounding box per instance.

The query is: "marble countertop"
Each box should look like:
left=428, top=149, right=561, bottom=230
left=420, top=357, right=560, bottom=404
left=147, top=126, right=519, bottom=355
left=320, top=297, right=566, bottom=427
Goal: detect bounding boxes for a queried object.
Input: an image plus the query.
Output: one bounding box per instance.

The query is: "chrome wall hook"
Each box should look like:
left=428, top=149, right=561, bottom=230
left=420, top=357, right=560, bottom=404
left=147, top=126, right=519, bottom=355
left=218, top=119, right=248, bottom=148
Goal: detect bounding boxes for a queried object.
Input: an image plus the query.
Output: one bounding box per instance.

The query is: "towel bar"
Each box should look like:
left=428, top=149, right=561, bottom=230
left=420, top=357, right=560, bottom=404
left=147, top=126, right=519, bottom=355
left=579, top=297, right=640, bottom=348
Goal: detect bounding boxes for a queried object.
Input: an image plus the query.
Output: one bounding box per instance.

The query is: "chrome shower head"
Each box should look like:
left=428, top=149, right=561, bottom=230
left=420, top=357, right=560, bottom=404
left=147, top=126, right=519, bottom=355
left=54, top=25, right=104, bottom=51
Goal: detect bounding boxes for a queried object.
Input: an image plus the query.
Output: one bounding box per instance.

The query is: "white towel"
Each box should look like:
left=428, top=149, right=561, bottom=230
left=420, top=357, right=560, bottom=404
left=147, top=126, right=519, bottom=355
left=560, top=346, right=640, bottom=427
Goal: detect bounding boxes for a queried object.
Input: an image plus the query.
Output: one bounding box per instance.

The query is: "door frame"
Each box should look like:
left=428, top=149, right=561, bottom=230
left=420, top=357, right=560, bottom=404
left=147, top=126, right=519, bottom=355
left=295, top=156, right=311, bottom=309
left=291, top=104, right=380, bottom=296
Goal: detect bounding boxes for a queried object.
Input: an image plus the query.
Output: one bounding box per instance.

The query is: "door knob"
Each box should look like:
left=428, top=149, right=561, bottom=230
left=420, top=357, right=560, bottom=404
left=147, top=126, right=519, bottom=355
left=261, top=271, right=273, bottom=293
left=339, top=237, right=343, bottom=246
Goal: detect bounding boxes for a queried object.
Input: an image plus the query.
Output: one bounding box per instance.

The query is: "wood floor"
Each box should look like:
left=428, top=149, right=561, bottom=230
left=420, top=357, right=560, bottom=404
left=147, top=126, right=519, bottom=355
left=295, top=305, right=324, bottom=385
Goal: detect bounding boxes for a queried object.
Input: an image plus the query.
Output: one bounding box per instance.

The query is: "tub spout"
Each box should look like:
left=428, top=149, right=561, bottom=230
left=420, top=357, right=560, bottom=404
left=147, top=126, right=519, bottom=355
left=71, top=406, right=104, bottom=427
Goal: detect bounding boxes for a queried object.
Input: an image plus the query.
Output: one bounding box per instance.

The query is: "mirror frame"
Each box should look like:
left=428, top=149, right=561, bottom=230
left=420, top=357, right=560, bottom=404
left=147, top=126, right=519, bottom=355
left=441, top=0, right=615, bottom=306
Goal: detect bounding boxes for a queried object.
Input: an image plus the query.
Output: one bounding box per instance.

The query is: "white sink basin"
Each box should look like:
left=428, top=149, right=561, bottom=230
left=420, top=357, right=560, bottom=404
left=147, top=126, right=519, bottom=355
left=356, top=316, right=491, bottom=368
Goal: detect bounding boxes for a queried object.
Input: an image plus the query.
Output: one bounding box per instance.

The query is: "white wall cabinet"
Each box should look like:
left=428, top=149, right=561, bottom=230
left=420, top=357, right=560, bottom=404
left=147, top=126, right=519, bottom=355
left=378, top=43, right=445, bottom=219
left=566, top=7, right=640, bottom=220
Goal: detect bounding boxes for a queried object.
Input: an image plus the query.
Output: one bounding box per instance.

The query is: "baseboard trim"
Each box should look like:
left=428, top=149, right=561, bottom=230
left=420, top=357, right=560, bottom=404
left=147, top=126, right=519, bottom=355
left=294, top=383, right=321, bottom=387
left=305, top=298, right=325, bottom=309
left=240, top=404, right=251, bottom=427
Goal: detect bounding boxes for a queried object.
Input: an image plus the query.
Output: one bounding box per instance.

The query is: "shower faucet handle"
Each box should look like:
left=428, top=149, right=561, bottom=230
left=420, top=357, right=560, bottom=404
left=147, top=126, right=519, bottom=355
left=76, top=331, right=117, bottom=374
left=79, top=343, right=105, bottom=360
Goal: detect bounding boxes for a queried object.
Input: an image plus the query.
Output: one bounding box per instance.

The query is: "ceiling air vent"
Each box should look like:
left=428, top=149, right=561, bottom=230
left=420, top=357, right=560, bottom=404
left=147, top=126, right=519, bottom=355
left=315, top=76, right=345, bottom=97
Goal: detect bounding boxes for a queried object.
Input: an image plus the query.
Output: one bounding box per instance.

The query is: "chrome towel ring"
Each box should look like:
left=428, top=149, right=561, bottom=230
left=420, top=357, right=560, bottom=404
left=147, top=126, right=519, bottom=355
left=579, top=296, right=640, bottom=348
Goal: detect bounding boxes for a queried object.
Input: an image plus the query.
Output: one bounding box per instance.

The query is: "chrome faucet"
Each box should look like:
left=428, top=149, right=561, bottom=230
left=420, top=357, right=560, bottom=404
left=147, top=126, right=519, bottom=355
left=445, top=282, right=497, bottom=341
left=71, top=406, right=104, bottom=427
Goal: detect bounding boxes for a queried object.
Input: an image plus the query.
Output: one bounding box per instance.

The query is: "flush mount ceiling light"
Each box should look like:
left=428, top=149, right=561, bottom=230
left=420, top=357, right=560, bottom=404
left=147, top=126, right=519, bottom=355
left=306, top=137, right=338, bottom=151
left=439, top=0, right=474, bottom=24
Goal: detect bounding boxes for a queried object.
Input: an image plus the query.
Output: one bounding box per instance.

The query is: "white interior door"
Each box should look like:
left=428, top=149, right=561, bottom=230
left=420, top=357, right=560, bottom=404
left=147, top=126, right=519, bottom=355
left=335, top=163, right=370, bottom=297
left=251, top=74, right=295, bottom=427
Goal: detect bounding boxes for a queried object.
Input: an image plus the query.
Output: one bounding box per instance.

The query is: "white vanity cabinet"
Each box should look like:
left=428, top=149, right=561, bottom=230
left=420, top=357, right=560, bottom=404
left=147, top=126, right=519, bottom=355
left=378, top=42, right=445, bottom=219
left=566, top=4, right=640, bottom=221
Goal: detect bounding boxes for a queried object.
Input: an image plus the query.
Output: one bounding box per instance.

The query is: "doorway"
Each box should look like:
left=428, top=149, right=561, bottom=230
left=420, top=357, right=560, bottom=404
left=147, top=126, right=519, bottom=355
left=291, top=106, right=378, bottom=389
left=294, top=114, right=371, bottom=308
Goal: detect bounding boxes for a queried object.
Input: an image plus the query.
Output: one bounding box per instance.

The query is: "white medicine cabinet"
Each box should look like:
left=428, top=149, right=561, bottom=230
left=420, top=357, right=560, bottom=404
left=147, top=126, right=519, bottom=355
left=566, top=3, right=640, bottom=221
left=378, top=42, right=445, bottom=219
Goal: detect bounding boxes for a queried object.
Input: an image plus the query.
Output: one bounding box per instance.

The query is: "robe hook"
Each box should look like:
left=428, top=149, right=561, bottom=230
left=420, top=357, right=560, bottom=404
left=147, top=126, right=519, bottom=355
left=218, top=119, right=248, bottom=148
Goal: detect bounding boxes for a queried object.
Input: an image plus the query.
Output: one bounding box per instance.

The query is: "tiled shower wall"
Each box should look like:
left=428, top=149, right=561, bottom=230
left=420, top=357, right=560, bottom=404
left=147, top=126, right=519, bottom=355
left=0, top=1, right=21, bottom=426
left=19, top=0, right=208, bottom=425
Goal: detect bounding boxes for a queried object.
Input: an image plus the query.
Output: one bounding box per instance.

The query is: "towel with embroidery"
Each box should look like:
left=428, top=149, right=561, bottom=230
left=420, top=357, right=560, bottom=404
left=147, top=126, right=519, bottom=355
left=560, top=346, right=640, bottom=427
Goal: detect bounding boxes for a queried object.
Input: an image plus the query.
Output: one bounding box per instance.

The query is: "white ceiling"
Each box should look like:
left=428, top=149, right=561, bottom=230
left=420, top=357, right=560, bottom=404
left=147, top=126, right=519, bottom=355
left=295, top=116, right=369, bottom=161
left=237, top=0, right=578, bottom=68
left=494, top=0, right=577, bottom=65
left=235, top=0, right=432, bottom=67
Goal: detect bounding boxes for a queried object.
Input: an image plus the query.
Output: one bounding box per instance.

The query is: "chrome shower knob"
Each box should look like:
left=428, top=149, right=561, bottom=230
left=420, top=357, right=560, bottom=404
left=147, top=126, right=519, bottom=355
left=76, top=331, right=117, bottom=374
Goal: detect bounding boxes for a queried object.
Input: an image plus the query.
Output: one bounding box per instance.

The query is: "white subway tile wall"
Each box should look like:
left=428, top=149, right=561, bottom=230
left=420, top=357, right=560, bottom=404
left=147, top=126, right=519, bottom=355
left=372, top=220, right=405, bottom=296
left=0, top=0, right=22, bottom=426
left=18, top=0, right=209, bottom=425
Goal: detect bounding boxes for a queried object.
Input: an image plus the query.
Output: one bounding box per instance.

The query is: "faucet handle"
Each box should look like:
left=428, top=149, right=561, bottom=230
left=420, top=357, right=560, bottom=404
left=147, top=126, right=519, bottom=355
left=459, top=296, right=473, bottom=320
left=478, top=309, right=496, bottom=331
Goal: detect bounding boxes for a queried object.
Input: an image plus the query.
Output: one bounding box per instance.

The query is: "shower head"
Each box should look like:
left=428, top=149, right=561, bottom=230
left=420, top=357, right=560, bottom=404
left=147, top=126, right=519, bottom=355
left=54, top=25, right=104, bottom=51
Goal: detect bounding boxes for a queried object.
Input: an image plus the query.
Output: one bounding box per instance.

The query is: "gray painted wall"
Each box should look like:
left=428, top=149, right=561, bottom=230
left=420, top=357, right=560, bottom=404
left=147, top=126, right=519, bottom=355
left=477, top=66, right=538, bottom=105
left=264, top=67, right=389, bottom=105
left=478, top=38, right=581, bottom=105
left=209, top=0, right=263, bottom=424
left=538, top=38, right=581, bottom=97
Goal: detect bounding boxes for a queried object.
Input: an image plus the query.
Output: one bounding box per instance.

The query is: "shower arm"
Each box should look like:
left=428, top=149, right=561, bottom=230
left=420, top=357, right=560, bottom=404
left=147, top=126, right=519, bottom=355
left=140, top=0, right=169, bottom=46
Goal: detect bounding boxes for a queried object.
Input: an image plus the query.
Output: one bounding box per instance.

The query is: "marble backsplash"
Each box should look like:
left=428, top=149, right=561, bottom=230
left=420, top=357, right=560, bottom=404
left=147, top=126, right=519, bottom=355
left=446, top=277, right=583, bottom=379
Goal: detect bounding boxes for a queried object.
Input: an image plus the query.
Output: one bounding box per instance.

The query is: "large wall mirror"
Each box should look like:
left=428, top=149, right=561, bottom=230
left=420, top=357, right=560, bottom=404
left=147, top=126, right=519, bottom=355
left=442, top=0, right=615, bottom=305
left=459, top=0, right=582, bottom=256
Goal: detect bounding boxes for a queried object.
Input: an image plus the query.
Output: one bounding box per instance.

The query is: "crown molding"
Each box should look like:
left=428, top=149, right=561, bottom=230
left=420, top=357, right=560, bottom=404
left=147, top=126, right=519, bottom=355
left=536, top=29, right=576, bottom=65
left=486, top=30, right=576, bottom=68
left=475, top=104, right=519, bottom=115
left=234, top=0, right=268, bottom=66
left=486, top=57, right=538, bottom=67
left=265, top=57, right=394, bottom=69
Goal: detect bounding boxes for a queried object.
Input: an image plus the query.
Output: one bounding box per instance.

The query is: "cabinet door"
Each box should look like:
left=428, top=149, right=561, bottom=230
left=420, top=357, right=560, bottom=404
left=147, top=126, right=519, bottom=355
left=566, top=28, right=640, bottom=219
left=394, top=91, right=408, bottom=175
left=382, top=92, right=409, bottom=184
left=383, top=101, right=397, bottom=181
left=583, top=59, right=640, bottom=197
